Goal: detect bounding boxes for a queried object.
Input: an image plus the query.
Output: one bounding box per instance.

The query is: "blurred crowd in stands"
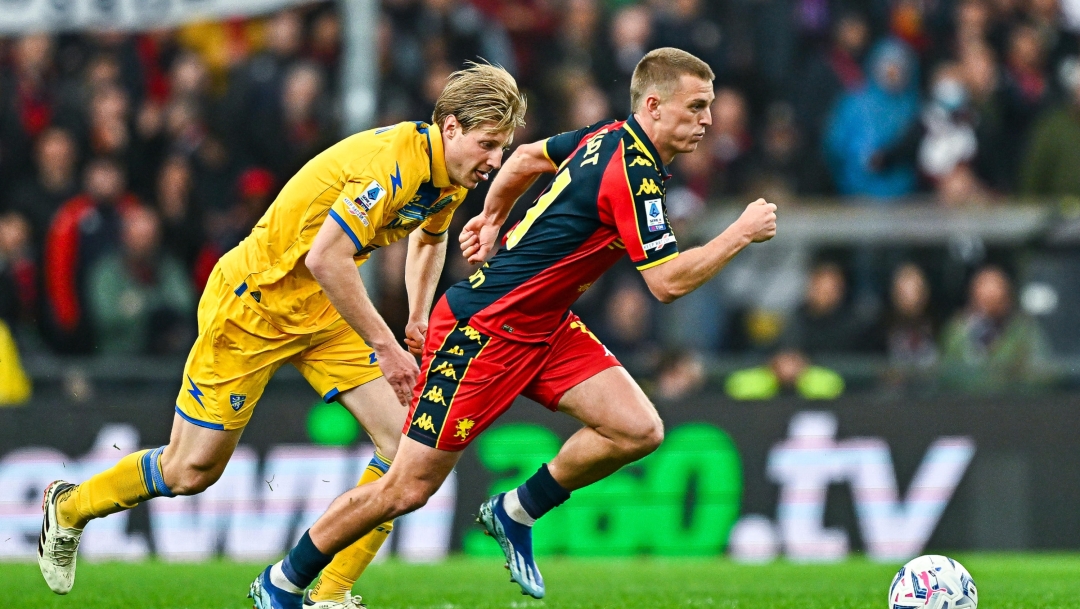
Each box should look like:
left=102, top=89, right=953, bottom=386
left=1, top=0, right=1079, bottom=399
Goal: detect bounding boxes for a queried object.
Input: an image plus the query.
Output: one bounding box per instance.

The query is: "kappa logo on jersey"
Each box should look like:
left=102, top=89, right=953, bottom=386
left=628, top=156, right=653, bottom=168
left=643, top=232, right=677, bottom=252
left=229, top=393, right=247, bottom=411
left=636, top=178, right=662, bottom=196
left=413, top=412, right=437, bottom=432
left=422, top=386, right=447, bottom=405
left=645, top=198, right=666, bottom=232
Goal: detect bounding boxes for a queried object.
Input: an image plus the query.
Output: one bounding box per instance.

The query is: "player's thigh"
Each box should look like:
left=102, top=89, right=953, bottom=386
left=175, top=268, right=300, bottom=432
left=337, top=378, right=406, bottom=460
left=161, top=413, right=244, bottom=487
left=523, top=313, right=622, bottom=411
left=405, top=313, right=545, bottom=451
left=558, top=366, right=663, bottom=445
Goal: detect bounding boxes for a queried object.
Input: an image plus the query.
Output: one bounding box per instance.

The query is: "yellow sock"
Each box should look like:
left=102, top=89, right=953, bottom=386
left=57, top=446, right=174, bottom=529
left=308, top=451, right=394, bottom=603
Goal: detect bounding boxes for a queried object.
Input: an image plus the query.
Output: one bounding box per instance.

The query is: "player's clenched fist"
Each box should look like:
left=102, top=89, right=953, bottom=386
left=404, top=320, right=427, bottom=357
left=460, top=214, right=501, bottom=264
left=736, top=198, right=777, bottom=243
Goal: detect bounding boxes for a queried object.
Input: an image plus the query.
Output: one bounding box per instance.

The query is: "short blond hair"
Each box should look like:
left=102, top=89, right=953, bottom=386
left=630, top=48, right=715, bottom=111
left=433, top=62, right=527, bottom=134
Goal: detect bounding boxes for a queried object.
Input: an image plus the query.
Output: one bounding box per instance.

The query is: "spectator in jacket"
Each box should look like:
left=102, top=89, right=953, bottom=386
left=824, top=38, right=921, bottom=199
left=783, top=262, right=881, bottom=356
left=87, top=206, right=194, bottom=354
left=6, top=127, right=80, bottom=254
left=1020, top=57, right=1080, bottom=197
left=43, top=157, right=141, bottom=353
left=884, top=263, right=938, bottom=388
left=725, top=349, right=845, bottom=401
left=939, top=265, right=1053, bottom=393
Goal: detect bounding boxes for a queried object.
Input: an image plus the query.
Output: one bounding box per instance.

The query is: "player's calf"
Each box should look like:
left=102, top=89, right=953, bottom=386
left=160, top=453, right=228, bottom=495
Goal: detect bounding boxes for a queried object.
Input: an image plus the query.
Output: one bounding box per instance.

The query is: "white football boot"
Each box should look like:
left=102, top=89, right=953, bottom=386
left=37, top=481, right=83, bottom=594
left=303, top=590, right=368, bottom=609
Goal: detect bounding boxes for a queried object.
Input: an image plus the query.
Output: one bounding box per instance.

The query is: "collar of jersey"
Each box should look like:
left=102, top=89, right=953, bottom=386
left=422, top=123, right=451, bottom=188
left=623, top=114, right=669, bottom=178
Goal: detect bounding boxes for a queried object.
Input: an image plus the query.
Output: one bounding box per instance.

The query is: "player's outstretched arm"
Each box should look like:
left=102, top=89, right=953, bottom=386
left=640, top=198, right=777, bottom=303
left=404, top=229, right=448, bottom=356
left=461, top=140, right=556, bottom=263
left=307, top=219, right=420, bottom=406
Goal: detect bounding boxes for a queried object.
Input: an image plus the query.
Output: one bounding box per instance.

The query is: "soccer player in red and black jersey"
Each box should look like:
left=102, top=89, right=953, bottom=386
left=257, top=48, right=776, bottom=605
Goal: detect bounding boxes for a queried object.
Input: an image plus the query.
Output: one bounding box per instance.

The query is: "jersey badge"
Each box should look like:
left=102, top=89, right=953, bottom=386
left=356, top=180, right=386, bottom=211
left=230, top=393, right=247, bottom=411
left=645, top=198, right=666, bottom=232
left=454, top=418, right=476, bottom=440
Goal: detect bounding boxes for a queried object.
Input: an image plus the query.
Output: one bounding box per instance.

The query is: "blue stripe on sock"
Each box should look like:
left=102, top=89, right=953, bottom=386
left=149, top=447, right=175, bottom=498
left=281, top=555, right=304, bottom=589
left=368, top=452, right=392, bottom=475
left=139, top=447, right=175, bottom=498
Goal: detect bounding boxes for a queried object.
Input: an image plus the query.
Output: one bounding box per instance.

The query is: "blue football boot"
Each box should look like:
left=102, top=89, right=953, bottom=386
left=477, top=493, right=545, bottom=599
left=249, top=565, right=303, bottom=609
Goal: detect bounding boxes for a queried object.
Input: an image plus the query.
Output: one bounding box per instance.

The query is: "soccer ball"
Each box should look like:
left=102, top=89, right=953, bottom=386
left=888, top=555, right=977, bottom=609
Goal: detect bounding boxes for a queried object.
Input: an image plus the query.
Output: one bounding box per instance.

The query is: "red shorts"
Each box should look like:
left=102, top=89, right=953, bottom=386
left=403, top=297, right=621, bottom=450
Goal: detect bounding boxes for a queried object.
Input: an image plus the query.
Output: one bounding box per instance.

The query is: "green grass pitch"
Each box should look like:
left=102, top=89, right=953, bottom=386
left=3, top=554, right=1080, bottom=608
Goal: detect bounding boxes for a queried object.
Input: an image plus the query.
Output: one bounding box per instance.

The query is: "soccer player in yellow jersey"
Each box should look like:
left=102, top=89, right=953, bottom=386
left=37, top=63, right=527, bottom=607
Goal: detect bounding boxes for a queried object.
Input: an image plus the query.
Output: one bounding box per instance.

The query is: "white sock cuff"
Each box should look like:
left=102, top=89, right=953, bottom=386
left=270, top=562, right=304, bottom=595
left=503, top=489, right=536, bottom=527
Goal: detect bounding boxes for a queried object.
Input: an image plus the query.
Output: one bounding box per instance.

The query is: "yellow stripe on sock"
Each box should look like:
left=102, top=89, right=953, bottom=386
left=308, top=453, right=394, bottom=603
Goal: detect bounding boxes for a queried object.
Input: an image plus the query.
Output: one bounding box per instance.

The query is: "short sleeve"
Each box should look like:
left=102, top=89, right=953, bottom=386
left=542, top=120, right=616, bottom=169
left=327, top=177, right=390, bottom=252
left=420, top=191, right=465, bottom=236
left=603, top=143, right=679, bottom=271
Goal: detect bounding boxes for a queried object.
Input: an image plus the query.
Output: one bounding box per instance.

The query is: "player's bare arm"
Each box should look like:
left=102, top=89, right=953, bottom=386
left=640, top=198, right=777, bottom=303
left=404, top=229, right=448, bottom=356
left=307, top=219, right=419, bottom=406
left=460, top=140, right=554, bottom=263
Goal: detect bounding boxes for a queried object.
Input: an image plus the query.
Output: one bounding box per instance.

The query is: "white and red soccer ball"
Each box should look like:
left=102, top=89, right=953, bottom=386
left=889, top=555, right=978, bottom=609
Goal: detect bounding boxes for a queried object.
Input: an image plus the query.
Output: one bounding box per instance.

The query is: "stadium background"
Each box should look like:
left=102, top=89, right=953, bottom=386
left=2, top=0, right=1080, bottom=568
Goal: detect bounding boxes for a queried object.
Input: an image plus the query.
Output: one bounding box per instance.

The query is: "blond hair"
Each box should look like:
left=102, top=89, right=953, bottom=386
left=630, top=48, right=715, bottom=111
left=433, top=62, right=527, bottom=134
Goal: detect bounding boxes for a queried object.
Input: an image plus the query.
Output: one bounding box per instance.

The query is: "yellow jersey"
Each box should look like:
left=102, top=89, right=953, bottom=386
left=217, top=121, right=467, bottom=334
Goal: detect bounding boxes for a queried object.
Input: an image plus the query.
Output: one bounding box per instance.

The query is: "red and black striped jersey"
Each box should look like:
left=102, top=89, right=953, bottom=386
left=444, top=114, right=680, bottom=342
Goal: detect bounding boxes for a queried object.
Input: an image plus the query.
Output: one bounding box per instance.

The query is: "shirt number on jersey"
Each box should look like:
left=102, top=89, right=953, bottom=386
left=505, top=169, right=572, bottom=250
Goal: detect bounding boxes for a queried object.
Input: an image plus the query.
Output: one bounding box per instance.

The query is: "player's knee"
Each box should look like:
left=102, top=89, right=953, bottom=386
left=637, top=417, right=665, bottom=456
left=619, top=416, right=664, bottom=460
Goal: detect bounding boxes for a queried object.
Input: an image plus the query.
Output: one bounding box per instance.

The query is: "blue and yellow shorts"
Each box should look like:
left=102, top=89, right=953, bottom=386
left=174, top=266, right=382, bottom=431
